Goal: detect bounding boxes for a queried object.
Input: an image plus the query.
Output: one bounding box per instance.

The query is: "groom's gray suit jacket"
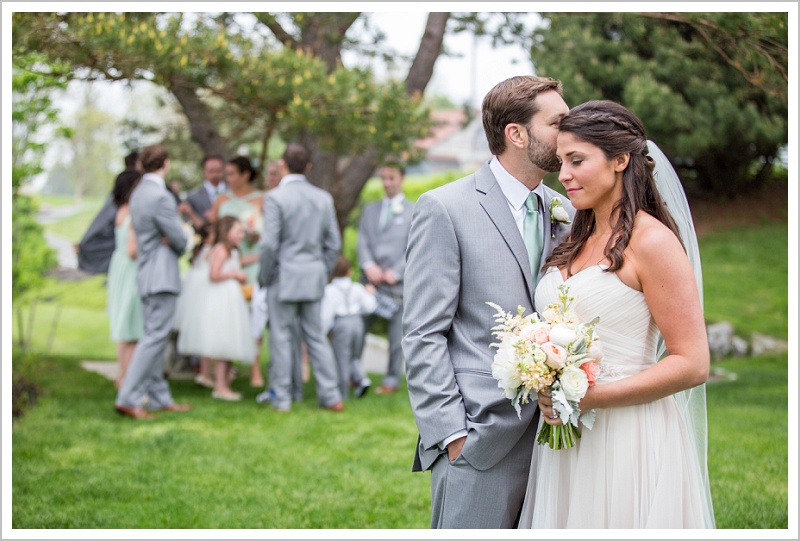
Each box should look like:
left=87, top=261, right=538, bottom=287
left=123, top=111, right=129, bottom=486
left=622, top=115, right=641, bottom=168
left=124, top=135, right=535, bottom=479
left=403, top=161, right=574, bottom=473
left=130, top=174, right=187, bottom=297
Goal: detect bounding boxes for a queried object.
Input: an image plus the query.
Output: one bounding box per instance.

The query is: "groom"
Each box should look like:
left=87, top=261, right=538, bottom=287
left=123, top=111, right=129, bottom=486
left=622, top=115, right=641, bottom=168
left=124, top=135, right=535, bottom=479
left=402, top=76, right=575, bottom=528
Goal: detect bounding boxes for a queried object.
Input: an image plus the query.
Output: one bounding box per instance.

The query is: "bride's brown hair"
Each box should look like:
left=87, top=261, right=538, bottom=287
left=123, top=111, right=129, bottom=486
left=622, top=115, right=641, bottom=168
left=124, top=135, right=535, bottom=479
left=544, top=100, right=683, bottom=276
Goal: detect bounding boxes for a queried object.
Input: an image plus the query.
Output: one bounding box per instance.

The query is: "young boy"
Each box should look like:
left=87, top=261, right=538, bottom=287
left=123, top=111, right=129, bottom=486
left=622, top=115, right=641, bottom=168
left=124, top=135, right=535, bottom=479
left=321, top=256, right=378, bottom=399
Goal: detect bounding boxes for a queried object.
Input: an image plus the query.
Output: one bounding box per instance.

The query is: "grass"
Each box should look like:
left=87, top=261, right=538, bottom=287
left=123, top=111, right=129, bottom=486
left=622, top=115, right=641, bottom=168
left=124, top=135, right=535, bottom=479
left=40, top=195, right=106, bottom=245
left=706, top=354, right=789, bottom=529
left=700, top=222, right=789, bottom=340
left=10, top=184, right=792, bottom=530
left=11, top=357, right=428, bottom=528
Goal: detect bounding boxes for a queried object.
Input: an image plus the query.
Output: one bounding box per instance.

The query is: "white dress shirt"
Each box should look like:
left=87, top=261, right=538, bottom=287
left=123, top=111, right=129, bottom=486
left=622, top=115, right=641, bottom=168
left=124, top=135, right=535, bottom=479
left=320, top=277, right=379, bottom=334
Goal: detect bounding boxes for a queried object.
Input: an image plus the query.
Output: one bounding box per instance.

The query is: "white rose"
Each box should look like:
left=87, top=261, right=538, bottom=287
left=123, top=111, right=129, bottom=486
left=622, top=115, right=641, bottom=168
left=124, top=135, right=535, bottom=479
left=587, top=340, right=604, bottom=362
left=560, top=365, right=590, bottom=402
left=551, top=205, right=570, bottom=223
left=549, top=323, right=578, bottom=347
left=541, top=342, right=568, bottom=370
left=392, top=201, right=405, bottom=215
left=492, top=346, right=522, bottom=397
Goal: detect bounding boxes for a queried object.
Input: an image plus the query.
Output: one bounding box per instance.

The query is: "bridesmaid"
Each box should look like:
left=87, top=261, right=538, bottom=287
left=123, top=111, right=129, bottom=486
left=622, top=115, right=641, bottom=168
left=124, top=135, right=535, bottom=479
left=210, top=156, right=266, bottom=387
left=106, top=168, right=144, bottom=389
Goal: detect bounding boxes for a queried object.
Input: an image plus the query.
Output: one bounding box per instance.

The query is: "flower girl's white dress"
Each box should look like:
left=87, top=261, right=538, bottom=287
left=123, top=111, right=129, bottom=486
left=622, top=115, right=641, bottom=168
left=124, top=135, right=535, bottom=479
left=518, top=265, right=715, bottom=529
left=177, top=247, right=255, bottom=363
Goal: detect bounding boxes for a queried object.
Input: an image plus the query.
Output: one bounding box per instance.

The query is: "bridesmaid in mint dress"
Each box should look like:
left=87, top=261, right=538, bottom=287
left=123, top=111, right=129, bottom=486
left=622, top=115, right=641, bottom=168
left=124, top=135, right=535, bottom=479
left=106, top=169, right=144, bottom=389
left=211, top=156, right=265, bottom=387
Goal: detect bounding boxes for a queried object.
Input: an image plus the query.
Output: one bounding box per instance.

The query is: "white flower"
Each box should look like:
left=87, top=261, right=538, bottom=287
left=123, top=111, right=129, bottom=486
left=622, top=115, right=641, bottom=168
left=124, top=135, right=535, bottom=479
left=549, top=197, right=572, bottom=225
left=551, top=205, right=570, bottom=223
left=391, top=201, right=405, bottom=215
left=492, top=344, right=522, bottom=398
left=560, top=365, right=590, bottom=401
left=586, top=340, right=604, bottom=362
left=541, top=342, right=568, bottom=370
left=549, top=323, right=578, bottom=347
left=541, top=306, right=560, bottom=323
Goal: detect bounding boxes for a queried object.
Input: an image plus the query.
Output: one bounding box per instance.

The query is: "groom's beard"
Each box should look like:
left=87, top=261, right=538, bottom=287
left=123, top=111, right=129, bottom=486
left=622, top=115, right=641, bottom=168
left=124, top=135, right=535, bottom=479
left=526, top=132, right=560, bottom=173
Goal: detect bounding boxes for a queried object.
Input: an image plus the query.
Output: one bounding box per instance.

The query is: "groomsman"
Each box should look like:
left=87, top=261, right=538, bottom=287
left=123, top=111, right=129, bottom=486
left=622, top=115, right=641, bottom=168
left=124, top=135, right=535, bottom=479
left=115, top=143, right=191, bottom=419
left=357, top=162, right=414, bottom=394
left=178, top=155, right=226, bottom=232
left=258, top=143, right=344, bottom=412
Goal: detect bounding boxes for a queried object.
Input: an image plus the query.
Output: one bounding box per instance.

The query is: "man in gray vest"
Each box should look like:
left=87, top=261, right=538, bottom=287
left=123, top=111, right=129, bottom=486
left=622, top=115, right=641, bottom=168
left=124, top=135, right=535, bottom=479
left=357, top=162, right=414, bottom=394
left=115, top=143, right=192, bottom=419
left=258, top=143, right=344, bottom=412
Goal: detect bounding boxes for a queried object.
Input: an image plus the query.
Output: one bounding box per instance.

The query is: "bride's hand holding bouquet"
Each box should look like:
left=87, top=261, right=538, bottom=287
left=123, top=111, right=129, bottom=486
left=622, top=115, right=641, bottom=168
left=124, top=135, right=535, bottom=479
left=487, top=283, right=603, bottom=450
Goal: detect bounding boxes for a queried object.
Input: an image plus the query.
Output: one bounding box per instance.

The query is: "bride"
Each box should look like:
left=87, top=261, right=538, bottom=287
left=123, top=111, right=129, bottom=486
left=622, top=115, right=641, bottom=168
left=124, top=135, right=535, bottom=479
left=518, top=100, right=715, bottom=528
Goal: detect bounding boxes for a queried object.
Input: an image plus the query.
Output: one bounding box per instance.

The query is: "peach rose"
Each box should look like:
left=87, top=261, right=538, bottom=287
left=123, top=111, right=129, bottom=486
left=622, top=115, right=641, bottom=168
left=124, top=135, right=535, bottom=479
left=519, top=322, right=550, bottom=345
left=542, top=342, right=568, bottom=370
left=580, top=360, right=599, bottom=386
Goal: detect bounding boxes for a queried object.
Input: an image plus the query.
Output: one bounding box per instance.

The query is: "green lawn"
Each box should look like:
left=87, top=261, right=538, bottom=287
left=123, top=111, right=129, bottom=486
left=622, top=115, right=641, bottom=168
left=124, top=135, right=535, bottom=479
left=10, top=188, right=791, bottom=529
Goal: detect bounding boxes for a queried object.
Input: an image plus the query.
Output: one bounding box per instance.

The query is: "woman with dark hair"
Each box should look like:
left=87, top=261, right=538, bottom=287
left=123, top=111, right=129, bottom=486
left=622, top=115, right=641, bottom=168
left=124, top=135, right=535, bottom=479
left=210, top=156, right=266, bottom=387
left=106, top=168, right=144, bottom=389
left=519, top=100, right=715, bottom=528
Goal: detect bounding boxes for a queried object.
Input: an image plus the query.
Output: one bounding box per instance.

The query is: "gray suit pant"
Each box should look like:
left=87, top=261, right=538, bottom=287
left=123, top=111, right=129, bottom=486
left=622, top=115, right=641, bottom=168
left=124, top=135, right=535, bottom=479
left=267, top=288, right=341, bottom=410
left=381, top=304, right=404, bottom=389
left=429, top=423, right=536, bottom=528
left=116, top=293, right=177, bottom=409
left=329, top=314, right=370, bottom=399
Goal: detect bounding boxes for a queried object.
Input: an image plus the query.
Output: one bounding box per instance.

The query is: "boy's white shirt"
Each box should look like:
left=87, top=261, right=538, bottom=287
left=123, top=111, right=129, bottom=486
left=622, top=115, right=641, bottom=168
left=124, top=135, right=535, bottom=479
left=320, top=277, right=378, bottom=334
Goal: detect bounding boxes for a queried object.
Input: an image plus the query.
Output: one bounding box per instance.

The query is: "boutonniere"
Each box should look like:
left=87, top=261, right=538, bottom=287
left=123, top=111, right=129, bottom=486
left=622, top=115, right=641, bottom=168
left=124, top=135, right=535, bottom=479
left=549, top=197, right=572, bottom=238
left=391, top=200, right=405, bottom=215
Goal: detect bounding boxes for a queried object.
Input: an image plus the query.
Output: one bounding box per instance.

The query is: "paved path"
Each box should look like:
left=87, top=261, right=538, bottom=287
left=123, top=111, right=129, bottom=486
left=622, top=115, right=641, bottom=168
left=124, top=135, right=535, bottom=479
left=37, top=203, right=87, bottom=269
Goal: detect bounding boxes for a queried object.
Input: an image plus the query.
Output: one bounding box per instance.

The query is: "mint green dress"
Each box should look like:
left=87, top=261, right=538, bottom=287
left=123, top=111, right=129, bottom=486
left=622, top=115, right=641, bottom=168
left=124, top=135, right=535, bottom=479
left=218, top=190, right=263, bottom=286
left=106, top=215, right=144, bottom=342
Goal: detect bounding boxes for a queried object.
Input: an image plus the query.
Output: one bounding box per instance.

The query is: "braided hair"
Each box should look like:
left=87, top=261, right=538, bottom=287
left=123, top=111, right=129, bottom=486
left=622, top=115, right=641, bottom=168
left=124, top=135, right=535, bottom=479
left=544, top=100, right=682, bottom=276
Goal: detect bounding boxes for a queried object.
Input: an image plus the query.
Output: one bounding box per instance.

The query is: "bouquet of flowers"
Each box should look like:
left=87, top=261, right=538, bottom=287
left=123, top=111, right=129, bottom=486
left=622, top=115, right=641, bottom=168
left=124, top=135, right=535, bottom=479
left=240, top=207, right=263, bottom=245
left=487, top=284, right=603, bottom=450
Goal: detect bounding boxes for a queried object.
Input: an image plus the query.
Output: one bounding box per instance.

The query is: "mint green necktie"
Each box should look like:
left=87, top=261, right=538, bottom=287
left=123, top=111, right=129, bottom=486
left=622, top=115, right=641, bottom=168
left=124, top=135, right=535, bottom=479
left=380, top=200, right=392, bottom=230
left=523, top=192, right=543, bottom=278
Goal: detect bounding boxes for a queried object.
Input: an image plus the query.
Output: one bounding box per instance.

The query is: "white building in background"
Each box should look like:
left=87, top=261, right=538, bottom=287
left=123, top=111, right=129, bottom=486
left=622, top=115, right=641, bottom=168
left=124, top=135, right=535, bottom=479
left=408, top=109, right=492, bottom=175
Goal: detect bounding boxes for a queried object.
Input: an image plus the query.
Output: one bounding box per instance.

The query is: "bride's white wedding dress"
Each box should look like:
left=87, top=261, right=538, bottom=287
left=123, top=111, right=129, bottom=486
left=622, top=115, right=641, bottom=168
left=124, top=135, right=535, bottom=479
left=518, top=265, right=715, bottom=529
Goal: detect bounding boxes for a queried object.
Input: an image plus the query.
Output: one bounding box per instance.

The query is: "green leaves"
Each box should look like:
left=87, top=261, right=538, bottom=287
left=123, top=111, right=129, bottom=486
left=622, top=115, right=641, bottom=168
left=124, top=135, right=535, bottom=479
left=13, top=12, right=431, bottom=165
left=531, top=12, right=788, bottom=199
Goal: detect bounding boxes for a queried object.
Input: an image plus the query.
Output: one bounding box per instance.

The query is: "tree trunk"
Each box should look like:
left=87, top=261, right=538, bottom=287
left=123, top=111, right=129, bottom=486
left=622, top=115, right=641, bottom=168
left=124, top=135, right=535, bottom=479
left=406, top=12, right=450, bottom=99
left=169, top=77, right=230, bottom=159
left=307, top=12, right=450, bottom=229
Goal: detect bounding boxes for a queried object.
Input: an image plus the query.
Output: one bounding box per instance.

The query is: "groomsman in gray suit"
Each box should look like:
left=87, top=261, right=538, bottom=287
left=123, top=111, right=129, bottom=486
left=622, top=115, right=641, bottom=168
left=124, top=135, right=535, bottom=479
left=357, top=162, right=414, bottom=394
left=402, top=76, right=575, bottom=528
left=258, top=143, right=344, bottom=412
left=115, top=144, right=192, bottom=419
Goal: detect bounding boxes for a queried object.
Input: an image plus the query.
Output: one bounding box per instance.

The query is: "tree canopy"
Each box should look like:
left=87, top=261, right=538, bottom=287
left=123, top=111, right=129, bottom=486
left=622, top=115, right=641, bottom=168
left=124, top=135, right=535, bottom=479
left=528, top=12, right=789, bottom=198
left=13, top=12, right=448, bottom=226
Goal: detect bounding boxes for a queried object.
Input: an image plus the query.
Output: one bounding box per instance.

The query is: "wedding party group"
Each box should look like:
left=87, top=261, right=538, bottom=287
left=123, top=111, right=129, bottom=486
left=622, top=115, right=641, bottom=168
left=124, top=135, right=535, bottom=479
left=102, top=72, right=715, bottom=529
left=104, top=141, right=412, bottom=416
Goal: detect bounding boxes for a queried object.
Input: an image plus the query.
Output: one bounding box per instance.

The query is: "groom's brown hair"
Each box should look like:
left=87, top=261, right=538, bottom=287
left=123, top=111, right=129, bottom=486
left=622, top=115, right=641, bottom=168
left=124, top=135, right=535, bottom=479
left=482, top=75, right=563, bottom=156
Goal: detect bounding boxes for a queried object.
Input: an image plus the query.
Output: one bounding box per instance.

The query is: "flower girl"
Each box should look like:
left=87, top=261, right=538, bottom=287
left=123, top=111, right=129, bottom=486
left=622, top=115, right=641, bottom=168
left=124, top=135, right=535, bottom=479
left=200, top=216, right=256, bottom=401
left=175, top=223, right=216, bottom=388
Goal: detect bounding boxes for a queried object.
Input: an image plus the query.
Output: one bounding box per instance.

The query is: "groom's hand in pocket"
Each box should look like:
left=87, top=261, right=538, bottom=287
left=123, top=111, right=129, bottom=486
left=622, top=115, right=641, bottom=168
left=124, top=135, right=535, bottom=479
left=447, top=436, right=467, bottom=462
